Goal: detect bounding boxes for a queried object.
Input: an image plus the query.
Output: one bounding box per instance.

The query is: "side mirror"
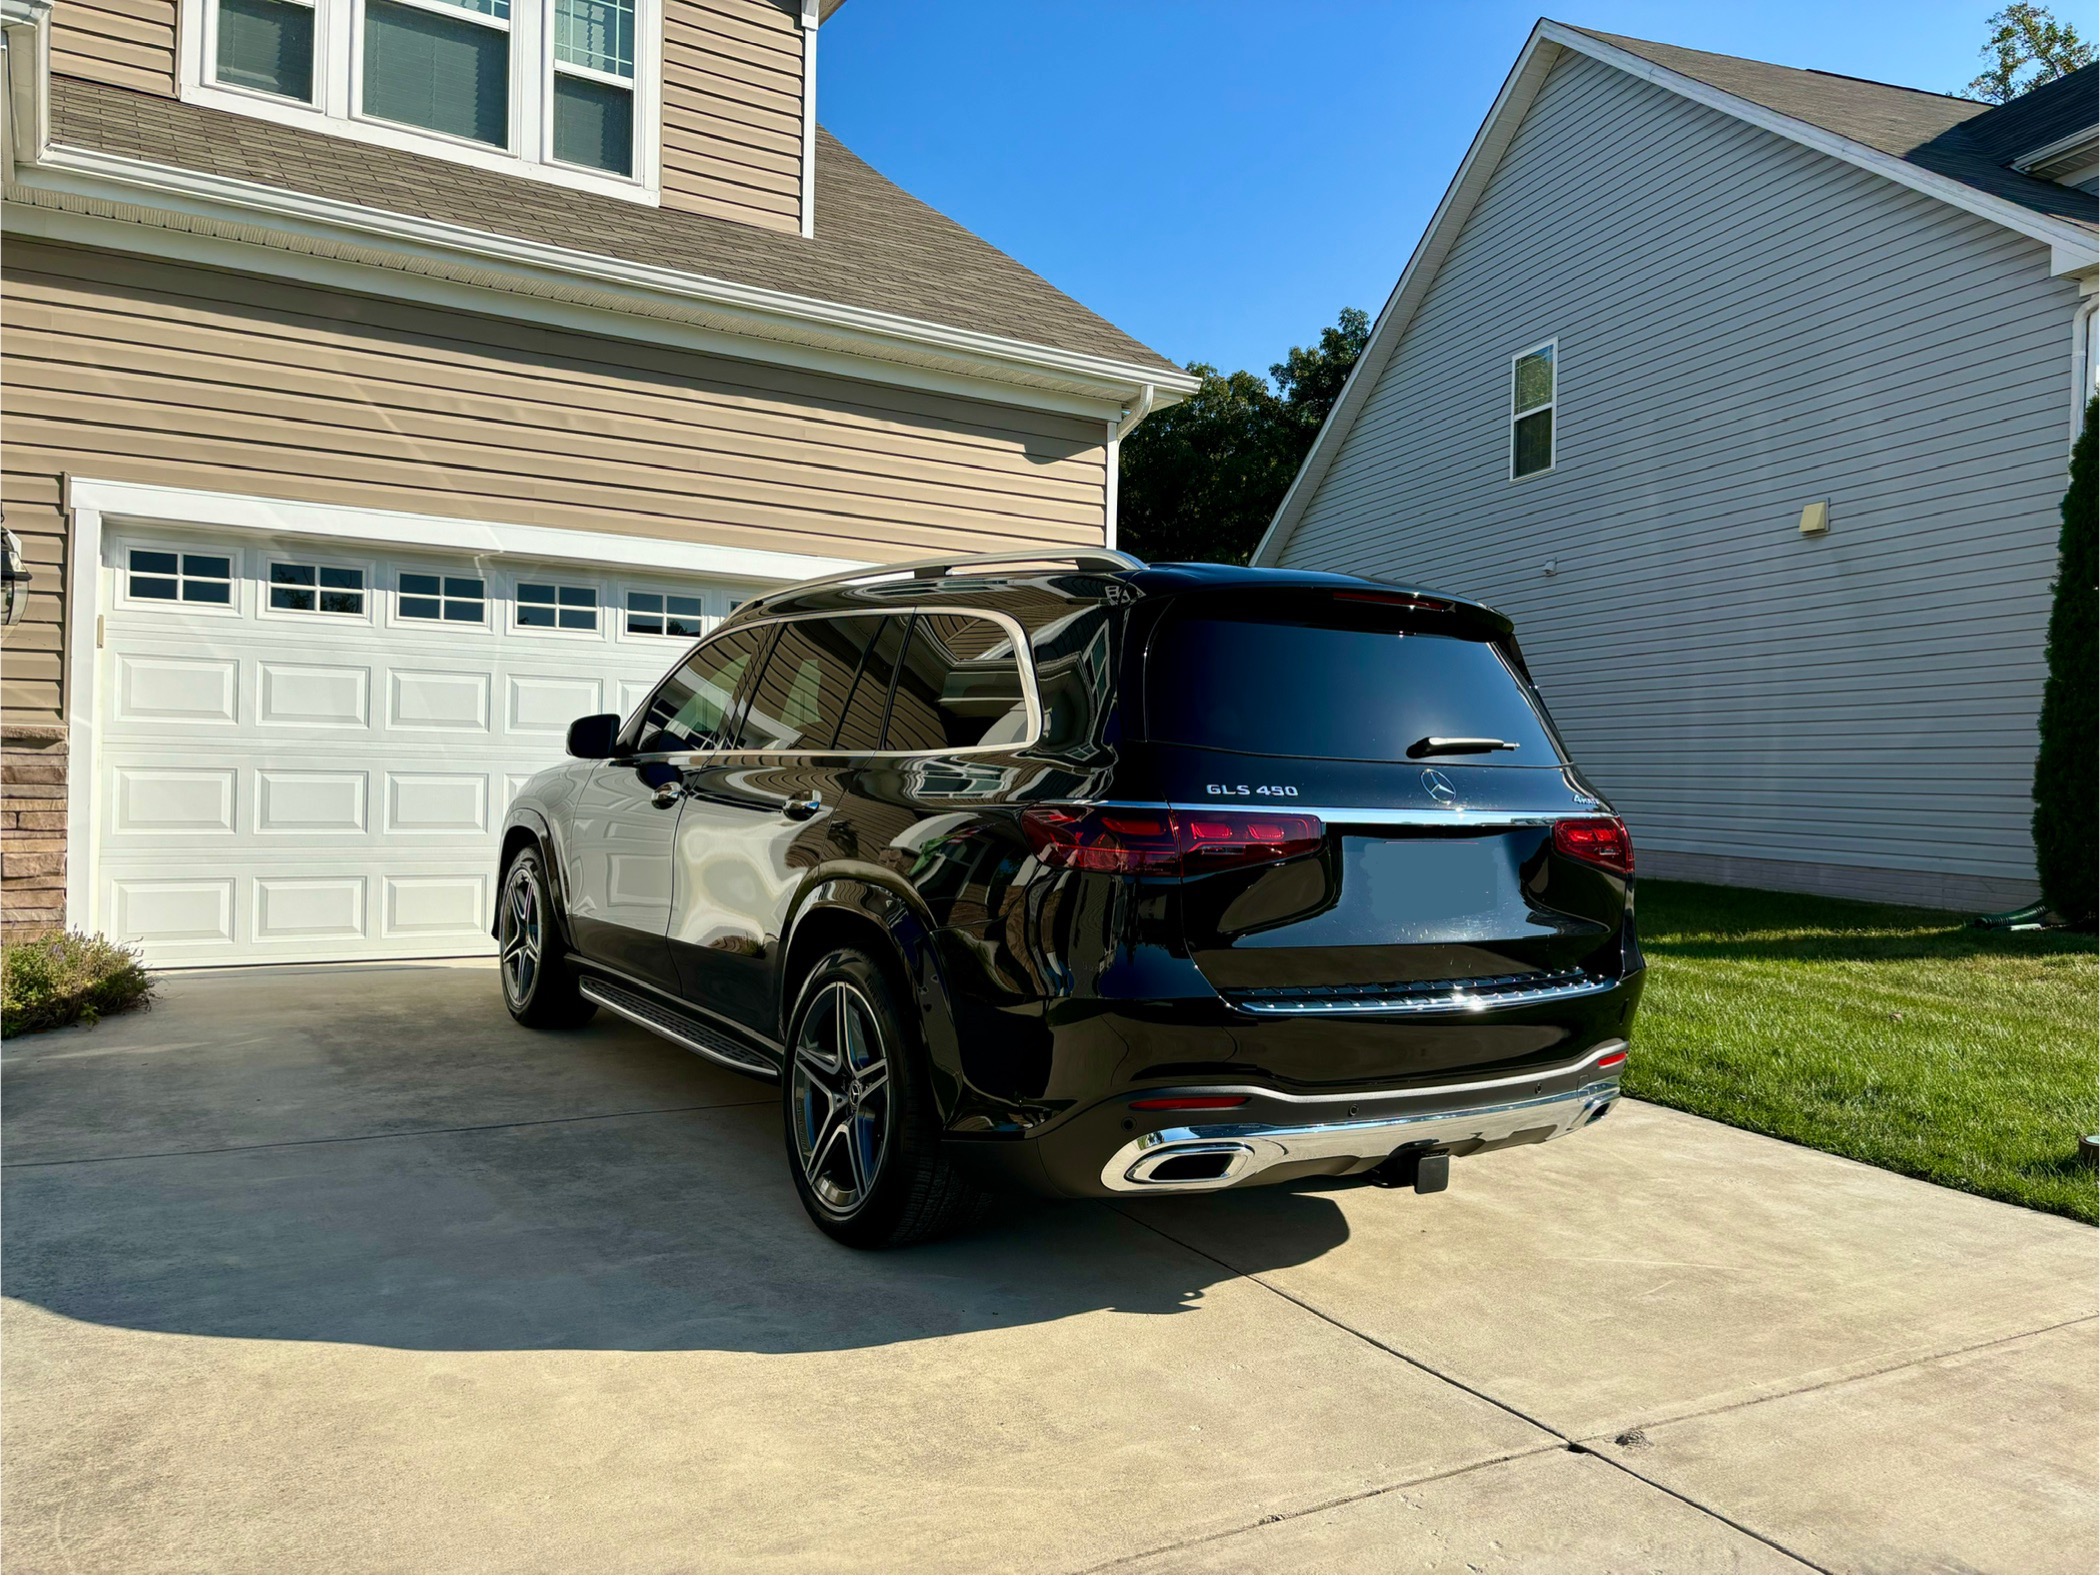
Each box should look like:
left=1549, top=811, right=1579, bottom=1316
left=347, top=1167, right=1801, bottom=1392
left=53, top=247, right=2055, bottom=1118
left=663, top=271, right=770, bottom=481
left=565, top=713, right=621, bottom=759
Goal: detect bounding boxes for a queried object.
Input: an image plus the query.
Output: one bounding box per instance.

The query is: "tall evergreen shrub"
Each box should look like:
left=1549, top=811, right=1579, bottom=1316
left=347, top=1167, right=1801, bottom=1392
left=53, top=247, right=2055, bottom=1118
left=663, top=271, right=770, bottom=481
left=2032, top=398, right=2097, bottom=923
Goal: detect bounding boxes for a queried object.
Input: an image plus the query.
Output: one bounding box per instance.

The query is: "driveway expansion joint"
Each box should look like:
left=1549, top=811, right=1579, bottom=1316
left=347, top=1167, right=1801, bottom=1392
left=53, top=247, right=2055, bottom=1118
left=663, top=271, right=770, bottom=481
left=1110, top=1201, right=1834, bottom=1575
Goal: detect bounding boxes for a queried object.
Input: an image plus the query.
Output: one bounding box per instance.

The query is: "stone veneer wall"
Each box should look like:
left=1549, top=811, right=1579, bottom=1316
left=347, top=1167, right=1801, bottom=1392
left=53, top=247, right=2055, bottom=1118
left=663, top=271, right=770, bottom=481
left=2, top=726, right=68, bottom=938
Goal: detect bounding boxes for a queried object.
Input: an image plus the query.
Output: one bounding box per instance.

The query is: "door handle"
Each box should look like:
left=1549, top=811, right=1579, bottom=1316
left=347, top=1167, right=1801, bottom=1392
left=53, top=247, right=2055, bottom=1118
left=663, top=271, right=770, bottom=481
left=651, top=782, right=685, bottom=810
left=781, top=792, right=823, bottom=822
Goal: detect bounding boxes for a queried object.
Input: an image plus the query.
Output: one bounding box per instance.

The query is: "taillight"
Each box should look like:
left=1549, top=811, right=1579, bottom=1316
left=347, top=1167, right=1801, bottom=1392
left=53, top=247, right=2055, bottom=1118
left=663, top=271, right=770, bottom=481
left=1553, top=815, right=1633, bottom=875
left=1021, top=807, right=1324, bottom=875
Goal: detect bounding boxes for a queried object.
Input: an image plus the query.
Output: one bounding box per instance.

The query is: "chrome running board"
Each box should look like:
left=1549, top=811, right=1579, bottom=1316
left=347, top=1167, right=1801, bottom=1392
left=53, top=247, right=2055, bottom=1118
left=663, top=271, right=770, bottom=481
left=580, top=979, right=778, bottom=1080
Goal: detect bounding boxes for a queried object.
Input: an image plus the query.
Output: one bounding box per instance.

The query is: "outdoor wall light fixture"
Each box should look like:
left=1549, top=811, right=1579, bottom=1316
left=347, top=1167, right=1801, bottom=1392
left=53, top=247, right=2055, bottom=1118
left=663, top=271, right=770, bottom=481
left=1798, top=500, right=1831, bottom=536
left=1, top=525, right=30, bottom=628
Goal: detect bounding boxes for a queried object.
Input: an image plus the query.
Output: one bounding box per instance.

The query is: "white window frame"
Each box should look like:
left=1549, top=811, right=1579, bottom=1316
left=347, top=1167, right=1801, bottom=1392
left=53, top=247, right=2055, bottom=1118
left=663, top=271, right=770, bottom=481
left=509, top=574, right=605, bottom=638
left=620, top=585, right=716, bottom=642
left=1509, top=338, right=1557, bottom=482
left=260, top=554, right=376, bottom=624
left=177, top=0, right=662, bottom=205
left=390, top=567, right=491, bottom=630
left=117, top=541, right=243, bottom=618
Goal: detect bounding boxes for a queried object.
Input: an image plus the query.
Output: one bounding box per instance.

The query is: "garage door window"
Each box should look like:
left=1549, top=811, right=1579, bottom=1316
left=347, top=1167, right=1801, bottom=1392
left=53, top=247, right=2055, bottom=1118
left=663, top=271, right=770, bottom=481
left=127, top=548, right=234, bottom=606
left=625, top=590, right=705, bottom=638
left=399, top=572, right=487, bottom=624
left=270, top=561, right=367, bottom=615
left=517, top=580, right=598, bottom=632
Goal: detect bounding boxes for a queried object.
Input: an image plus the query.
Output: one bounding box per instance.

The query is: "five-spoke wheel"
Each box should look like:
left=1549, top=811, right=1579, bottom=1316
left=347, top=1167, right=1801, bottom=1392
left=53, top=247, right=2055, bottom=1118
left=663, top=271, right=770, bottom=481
left=790, top=980, right=893, bottom=1214
left=781, top=948, right=982, bottom=1248
left=496, top=845, right=594, bottom=1029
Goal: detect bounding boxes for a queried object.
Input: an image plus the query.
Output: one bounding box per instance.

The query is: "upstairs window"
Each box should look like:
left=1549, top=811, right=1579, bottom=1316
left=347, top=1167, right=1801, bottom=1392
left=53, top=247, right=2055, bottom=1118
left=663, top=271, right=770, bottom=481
left=183, top=0, right=659, bottom=198
left=1510, top=341, right=1556, bottom=479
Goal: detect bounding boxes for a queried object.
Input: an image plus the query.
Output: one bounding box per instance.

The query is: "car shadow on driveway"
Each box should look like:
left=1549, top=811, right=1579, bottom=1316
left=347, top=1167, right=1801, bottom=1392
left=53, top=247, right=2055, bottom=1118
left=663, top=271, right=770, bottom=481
left=3, top=966, right=1354, bottom=1356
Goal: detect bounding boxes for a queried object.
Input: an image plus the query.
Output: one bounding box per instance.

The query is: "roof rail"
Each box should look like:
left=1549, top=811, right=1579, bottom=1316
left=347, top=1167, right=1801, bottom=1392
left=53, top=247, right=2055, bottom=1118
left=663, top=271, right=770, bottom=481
left=751, top=547, right=1146, bottom=603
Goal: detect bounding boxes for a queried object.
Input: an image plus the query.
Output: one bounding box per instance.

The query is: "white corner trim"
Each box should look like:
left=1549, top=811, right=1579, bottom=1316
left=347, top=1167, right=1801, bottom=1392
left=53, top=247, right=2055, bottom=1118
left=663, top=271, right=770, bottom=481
left=1253, top=18, right=2100, bottom=566
left=0, top=0, right=50, bottom=175
left=9, top=143, right=1197, bottom=409
left=799, top=0, right=818, bottom=240
left=63, top=478, right=875, bottom=584
left=1103, top=425, right=1120, bottom=551
left=61, top=495, right=101, bottom=932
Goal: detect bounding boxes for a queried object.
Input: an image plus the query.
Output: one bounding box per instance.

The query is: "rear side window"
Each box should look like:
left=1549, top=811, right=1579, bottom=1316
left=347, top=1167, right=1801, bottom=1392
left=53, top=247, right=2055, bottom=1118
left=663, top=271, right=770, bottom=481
left=884, top=614, right=1030, bottom=751
left=737, top=616, right=883, bottom=752
left=633, top=623, right=769, bottom=753
left=1147, top=614, right=1560, bottom=764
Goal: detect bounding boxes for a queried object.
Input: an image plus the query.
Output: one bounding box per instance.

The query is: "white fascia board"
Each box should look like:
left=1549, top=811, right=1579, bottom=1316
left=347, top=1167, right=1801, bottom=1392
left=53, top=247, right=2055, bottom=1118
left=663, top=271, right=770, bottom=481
left=9, top=143, right=1197, bottom=413
left=64, top=477, right=875, bottom=584
left=1254, top=18, right=2100, bottom=566
left=1252, top=30, right=1564, bottom=565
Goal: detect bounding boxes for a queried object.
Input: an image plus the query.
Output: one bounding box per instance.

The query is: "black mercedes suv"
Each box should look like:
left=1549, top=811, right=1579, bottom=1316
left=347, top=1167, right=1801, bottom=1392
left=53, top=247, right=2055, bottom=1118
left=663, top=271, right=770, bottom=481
left=495, top=551, right=1642, bottom=1247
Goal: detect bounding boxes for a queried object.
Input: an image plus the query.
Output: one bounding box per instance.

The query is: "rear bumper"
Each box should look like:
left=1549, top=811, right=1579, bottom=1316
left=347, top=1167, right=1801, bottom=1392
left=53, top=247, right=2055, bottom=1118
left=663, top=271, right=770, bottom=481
left=1098, top=1063, right=1620, bottom=1193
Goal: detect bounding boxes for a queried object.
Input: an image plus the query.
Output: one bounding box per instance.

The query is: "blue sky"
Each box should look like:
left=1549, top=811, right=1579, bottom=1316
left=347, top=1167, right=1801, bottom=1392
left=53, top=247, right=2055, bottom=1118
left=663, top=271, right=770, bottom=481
left=822, top=1, right=2000, bottom=378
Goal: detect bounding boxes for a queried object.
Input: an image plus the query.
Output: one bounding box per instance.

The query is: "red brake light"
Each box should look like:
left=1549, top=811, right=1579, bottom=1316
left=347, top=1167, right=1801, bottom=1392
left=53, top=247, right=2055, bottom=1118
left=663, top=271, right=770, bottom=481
left=1129, top=1095, right=1251, bottom=1111
left=1334, top=590, right=1456, bottom=614
left=1553, top=815, right=1633, bottom=876
left=1022, top=807, right=1324, bottom=875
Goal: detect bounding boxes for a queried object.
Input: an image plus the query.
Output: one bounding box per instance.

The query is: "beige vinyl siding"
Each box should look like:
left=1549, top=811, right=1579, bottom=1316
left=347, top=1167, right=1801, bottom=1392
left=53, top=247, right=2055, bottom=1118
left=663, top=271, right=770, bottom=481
left=0, top=241, right=1108, bottom=727
left=50, top=0, right=178, bottom=95
left=0, top=471, right=68, bottom=725
left=659, top=0, right=804, bottom=233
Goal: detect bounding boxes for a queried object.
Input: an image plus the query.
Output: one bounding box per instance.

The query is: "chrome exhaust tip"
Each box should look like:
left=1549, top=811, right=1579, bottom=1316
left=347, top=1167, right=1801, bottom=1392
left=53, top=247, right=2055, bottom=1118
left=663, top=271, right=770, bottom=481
left=1124, top=1142, right=1255, bottom=1186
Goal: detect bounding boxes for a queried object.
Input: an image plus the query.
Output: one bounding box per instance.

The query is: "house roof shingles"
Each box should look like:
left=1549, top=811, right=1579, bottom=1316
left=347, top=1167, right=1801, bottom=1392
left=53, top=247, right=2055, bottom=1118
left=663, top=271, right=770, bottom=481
left=44, top=76, right=1181, bottom=374
left=1571, top=28, right=2099, bottom=232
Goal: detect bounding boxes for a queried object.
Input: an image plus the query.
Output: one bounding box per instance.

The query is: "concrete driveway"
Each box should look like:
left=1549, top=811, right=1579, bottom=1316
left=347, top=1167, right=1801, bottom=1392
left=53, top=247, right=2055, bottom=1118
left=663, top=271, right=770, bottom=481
left=3, top=963, right=2093, bottom=1574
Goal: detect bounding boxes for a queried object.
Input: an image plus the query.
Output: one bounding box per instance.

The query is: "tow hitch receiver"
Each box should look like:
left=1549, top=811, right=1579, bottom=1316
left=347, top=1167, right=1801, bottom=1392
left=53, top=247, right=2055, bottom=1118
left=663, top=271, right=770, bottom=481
left=1373, top=1146, right=1450, bottom=1194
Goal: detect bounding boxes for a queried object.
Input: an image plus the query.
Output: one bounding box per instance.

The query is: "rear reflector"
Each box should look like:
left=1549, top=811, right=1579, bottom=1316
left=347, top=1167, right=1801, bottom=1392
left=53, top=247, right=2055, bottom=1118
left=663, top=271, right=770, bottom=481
left=1022, top=807, right=1323, bottom=875
left=1129, top=1095, right=1251, bottom=1111
left=1552, top=815, right=1634, bottom=876
left=1595, top=1050, right=1628, bottom=1070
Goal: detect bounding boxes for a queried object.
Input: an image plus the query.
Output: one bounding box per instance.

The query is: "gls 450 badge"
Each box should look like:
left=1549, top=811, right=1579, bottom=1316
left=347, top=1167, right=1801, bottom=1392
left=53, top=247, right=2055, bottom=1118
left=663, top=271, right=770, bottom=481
left=1205, top=783, right=1301, bottom=798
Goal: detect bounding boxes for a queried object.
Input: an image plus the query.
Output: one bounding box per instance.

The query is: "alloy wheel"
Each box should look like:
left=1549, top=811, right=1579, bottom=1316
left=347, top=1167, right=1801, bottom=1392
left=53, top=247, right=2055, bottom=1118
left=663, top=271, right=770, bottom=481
left=499, top=861, right=543, bottom=1008
left=791, top=981, right=893, bottom=1214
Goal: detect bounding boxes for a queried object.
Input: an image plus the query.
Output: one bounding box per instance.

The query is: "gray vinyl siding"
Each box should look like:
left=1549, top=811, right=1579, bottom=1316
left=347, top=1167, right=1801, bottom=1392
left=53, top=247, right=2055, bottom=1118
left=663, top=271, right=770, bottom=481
left=1273, top=49, right=2083, bottom=906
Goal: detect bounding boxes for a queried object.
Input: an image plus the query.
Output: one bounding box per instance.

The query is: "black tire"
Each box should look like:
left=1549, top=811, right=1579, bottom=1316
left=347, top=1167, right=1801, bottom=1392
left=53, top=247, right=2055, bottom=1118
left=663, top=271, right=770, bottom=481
left=782, top=947, right=982, bottom=1248
left=497, top=845, right=596, bottom=1030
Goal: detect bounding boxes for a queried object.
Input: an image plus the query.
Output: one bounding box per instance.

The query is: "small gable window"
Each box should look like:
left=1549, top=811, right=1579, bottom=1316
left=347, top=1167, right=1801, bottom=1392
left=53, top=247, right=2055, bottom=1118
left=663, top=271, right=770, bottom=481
left=1511, top=341, right=1556, bottom=480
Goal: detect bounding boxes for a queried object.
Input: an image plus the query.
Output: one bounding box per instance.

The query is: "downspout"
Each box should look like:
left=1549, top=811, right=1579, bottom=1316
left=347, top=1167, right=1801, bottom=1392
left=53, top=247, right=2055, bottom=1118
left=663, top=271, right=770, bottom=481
left=797, top=0, right=818, bottom=238
left=2073, top=288, right=2098, bottom=448
left=0, top=0, right=52, bottom=179
left=1104, top=382, right=1156, bottom=552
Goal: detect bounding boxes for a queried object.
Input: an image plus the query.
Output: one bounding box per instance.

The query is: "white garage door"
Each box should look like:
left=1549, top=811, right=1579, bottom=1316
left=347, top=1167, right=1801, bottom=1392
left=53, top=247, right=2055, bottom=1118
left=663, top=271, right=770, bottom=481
left=93, top=526, right=743, bottom=966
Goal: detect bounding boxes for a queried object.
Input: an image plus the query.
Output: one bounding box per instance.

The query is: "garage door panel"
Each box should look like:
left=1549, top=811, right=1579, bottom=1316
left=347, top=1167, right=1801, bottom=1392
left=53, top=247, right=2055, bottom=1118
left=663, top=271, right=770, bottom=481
left=256, top=770, right=371, bottom=835
left=384, top=772, right=491, bottom=835
left=387, top=669, right=492, bottom=732
left=97, top=530, right=719, bottom=965
left=259, top=662, right=372, bottom=729
left=507, top=673, right=605, bottom=735
left=114, top=653, right=239, bottom=725
left=112, top=767, right=238, bottom=835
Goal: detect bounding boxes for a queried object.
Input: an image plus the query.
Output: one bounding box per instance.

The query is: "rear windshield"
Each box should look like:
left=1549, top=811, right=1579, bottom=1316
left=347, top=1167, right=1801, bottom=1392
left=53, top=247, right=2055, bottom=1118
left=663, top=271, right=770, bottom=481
left=1146, top=614, right=1561, bottom=765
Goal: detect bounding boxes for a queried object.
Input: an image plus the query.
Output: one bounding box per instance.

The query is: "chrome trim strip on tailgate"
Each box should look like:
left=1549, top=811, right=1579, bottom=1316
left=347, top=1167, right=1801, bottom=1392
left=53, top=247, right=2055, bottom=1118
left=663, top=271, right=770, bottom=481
left=1228, top=972, right=1619, bottom=1017
left=1083, top=801, right=1588, bottom=828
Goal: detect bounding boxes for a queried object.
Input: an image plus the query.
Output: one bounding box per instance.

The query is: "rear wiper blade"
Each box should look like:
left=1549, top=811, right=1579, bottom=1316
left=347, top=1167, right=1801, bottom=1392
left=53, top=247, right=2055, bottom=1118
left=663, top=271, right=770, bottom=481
left=1408, top=737, right=1520, bottom=758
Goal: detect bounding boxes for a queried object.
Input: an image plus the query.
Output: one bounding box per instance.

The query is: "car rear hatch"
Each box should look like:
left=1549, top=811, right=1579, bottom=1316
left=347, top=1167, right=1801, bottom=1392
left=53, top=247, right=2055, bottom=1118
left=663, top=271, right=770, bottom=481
left=1135, top=587, right=1632, bottom=1052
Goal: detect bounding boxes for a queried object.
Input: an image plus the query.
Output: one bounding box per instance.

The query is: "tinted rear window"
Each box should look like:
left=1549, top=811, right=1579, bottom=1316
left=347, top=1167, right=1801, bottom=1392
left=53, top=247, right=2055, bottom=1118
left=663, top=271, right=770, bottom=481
left=1146, top=615, right=1560, bottom=764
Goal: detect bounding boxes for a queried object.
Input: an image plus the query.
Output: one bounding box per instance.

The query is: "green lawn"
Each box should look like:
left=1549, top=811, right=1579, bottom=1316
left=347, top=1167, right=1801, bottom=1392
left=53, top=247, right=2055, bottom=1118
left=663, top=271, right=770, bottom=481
left=1626, top=880, right=2098, bottom=1224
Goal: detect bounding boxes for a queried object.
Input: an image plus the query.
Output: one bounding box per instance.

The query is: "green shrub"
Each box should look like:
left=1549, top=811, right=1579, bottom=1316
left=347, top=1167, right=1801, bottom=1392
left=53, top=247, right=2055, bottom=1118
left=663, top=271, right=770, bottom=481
left=2033, top=398, right=2097, bottom=925
left=2, top=930, right=156, bottom=1037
